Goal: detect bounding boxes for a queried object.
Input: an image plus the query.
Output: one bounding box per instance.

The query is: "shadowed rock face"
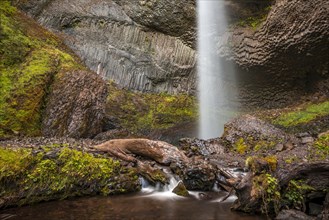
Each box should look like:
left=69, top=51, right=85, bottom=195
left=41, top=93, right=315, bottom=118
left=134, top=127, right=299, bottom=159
left=42, top=71, right=108, bottom=138
left=15, top=0, right=329, bottom=107
left=217, top=0, right=329, bottom=108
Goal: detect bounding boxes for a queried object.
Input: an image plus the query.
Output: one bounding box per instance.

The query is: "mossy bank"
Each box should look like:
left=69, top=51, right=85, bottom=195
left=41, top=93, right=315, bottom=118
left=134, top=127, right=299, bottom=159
left=106, top=82, right=197, bottom=134
left=0, top=1, right=84, bottom=138
left=0, top=141, right=140, bottom=208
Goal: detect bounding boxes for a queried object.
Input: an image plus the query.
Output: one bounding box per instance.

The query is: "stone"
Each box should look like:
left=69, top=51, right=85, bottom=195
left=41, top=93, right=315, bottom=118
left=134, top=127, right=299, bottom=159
left=42, top=71, right=108, bottom=138
left=276, top=209, right=315, bottom=220
left=298, top=132, right=311, bottom=138
left=172, top=181, right=189, bottom=197
left=222, top=115, right=298, bottom=153
left=16, top=0, right=329, bottom=109
left=181, top=161, right=217, bottom=191
left=301, top=137, right=315, bottom=144
left=93, top=129, right=131, bottom=141
left=198, top=192, right=212, bottom=200
left=179, top=138, right=224, bottom=157
left=275, top=143, right=285, bottom=152
left=284, top=141, right=295, bottom=151
left=308, top=203, right=323, bottom=216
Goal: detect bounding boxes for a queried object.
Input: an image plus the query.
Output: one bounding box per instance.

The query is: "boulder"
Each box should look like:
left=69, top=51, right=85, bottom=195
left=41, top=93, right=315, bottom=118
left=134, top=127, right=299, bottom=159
left=172, top=181, right=189, bottom=197
left=180, top=159, right=217, bottom=191
left=179, top=138, right=224, bottom=157
left=276, top=210, right=315, bottom=220
left=222, top=114, right=298, bottom=155
left=42, top=71, right=108, bottom=138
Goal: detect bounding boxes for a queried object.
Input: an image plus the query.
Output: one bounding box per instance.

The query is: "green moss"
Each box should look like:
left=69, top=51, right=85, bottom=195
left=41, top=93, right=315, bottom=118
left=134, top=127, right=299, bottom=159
left=253, top=140, right=276, bottom=152
left=0, top=148, right=32, bottom=181
left=246, top=155, right=277, bottom=173
left=264, top=155, right=277, bottom=172
left=273, top=101, right=329, bottom=127
left=106, top=82, right=197, bottom=133
left=235, top=138, right=249, bottom=155
left=172, top=182, right=189, bottom=197
left=236, top=6, right=271, bottom=30
left=284, top=156, right=299, bottom=164
left=0, top=1, right=84, bottom=138
left=311, top=133, right=329, bottom=160
left=0, top=147, right=139, bottom=207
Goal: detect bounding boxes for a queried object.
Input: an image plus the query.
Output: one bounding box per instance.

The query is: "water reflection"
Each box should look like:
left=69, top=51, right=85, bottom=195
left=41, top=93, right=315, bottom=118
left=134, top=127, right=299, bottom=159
left=1, top=192, right=265, bottom=220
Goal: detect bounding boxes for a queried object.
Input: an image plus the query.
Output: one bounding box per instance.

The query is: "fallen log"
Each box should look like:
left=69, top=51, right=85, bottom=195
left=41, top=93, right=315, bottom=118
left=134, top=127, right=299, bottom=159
left=93, top=138, right=189, bottom=165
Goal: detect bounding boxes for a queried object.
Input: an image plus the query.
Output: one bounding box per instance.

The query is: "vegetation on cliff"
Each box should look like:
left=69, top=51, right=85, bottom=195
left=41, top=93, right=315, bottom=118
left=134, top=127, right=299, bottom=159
left=106, top=82, right=197, bottom=134
left=0, top=0, right=84, bottom=138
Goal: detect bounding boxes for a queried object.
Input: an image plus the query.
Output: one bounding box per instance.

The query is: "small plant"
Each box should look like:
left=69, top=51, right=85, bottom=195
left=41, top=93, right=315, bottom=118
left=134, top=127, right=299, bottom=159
left=283, top=180, right=314, bottom=210
left=313, top=134, right=329, bottom=159
left=253, top=173, right=281, bottom=215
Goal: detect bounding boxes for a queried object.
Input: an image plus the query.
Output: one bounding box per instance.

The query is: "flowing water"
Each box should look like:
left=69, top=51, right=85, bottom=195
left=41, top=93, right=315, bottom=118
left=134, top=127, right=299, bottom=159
left=198, top=0, right=239, bottom=139
left=1, top=177, right=265, bottom=220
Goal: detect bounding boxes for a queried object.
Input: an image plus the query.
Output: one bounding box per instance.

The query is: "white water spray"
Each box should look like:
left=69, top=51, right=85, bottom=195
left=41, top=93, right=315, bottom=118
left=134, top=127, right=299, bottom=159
left=197, top=0, right=238, bottom=139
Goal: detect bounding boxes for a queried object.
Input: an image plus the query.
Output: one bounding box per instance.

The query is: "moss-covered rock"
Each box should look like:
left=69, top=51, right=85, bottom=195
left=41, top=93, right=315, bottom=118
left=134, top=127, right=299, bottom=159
left=222, top=114, right=297, bottom=157
left=172, top=181, right=189, bottom=197
left=0, top=1, right=84, bottom=138
left=271, top=100, right=329, bottom=135
left=0, top=146, right=140, bottom=208
left=106, top=82, right=197, bottom=134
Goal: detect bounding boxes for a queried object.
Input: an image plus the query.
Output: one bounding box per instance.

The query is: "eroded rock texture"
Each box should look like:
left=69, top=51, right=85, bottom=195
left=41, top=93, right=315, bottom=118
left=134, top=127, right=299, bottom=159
left=42, top=71, right=108, bottom=138
left=16, top=0, right=196, bottom=94
left=226, top=0, right=329, bottom=107
left=15, top=0, right=329, bottom=107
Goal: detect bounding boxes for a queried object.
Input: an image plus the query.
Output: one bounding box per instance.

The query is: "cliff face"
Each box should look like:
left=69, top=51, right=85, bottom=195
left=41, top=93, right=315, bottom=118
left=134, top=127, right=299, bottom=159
left=15, top=0, right=329, bottom=106
left=226, top=0, right=329, bottom=108
left=0, top=1, right=107, bottom=138
left=16, top=0, right=197, bottom=94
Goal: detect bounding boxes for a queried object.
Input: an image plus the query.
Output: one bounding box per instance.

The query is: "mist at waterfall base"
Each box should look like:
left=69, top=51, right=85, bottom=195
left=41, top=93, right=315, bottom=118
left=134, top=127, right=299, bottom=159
left=198, top=0, right=239, bottom=139
left=2, top=177, right=265, bottom=220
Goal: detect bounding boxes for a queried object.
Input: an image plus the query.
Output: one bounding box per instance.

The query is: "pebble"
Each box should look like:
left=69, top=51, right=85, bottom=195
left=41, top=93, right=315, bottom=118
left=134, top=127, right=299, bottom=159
left=301, top=137, right=314, bottom=144
left=275, top=143, right=284, bottom=152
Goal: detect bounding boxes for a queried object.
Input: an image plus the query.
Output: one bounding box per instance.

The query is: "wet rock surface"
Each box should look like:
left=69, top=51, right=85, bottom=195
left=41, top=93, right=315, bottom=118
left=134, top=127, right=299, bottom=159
left=172, top=181, right=189, bottom=197
left=42, top=71, right=108, bottom=138
left=179, top=137, right=225, bottom=157
left=276, top=209, right=315, bottom=220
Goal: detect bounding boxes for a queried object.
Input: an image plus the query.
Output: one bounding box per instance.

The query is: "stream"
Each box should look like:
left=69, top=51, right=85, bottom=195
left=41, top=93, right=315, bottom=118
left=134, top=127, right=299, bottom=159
left=1, top=178, right=265, bottom=220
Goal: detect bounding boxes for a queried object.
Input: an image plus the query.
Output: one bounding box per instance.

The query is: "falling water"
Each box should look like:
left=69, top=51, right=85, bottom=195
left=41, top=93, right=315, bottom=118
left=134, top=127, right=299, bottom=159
left=198, top=0, right=237, bottom=139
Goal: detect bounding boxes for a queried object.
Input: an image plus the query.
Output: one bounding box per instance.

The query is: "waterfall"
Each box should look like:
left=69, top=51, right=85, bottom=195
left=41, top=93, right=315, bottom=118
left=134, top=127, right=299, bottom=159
left=197, top=0, right=237, bottom=139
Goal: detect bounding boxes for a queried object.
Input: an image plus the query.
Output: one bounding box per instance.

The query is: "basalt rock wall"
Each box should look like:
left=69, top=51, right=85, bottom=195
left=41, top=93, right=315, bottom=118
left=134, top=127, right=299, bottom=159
left=15, top=0, right=329, bottom=107
left=15, top=0, right=197, bottom=94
